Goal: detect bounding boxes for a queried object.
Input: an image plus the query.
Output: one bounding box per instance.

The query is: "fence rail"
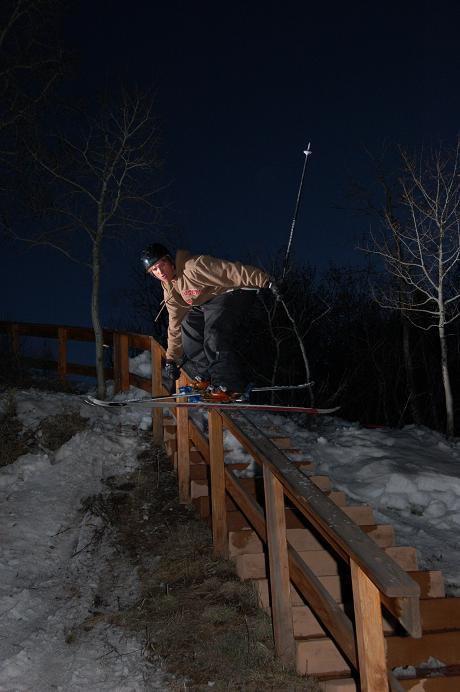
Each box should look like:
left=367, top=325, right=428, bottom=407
left=0, top=320, right=422, bottom=690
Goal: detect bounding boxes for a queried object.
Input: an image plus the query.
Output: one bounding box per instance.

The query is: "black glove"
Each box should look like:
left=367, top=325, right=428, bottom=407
left=268, top=280, right=282, bottom=302
left=164, top=360, right=181, bottom=381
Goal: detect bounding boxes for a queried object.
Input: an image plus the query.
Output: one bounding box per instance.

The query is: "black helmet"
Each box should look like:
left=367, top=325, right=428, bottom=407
left=140, top=243, right=171, bottom=271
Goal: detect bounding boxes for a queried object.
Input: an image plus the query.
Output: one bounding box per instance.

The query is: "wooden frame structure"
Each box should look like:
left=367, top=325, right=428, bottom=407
left=1, top=320, right=438, bottom=690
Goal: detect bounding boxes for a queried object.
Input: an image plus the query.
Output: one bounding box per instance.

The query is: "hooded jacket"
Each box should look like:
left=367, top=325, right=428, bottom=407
left=162, top=250, right=270, bottom=361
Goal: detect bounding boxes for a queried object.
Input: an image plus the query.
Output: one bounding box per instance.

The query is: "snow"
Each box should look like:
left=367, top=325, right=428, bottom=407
left=2, top=373, right=460, bottom=688
left=0, top=387, right=167, bottom=691
left=230, top=413, right=460, bottom=595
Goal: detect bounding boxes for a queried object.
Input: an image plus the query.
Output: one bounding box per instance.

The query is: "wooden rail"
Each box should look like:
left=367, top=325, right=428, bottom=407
left=0, top=320, right=168, bottom=442
left=0, top=320, right=424, bottom=690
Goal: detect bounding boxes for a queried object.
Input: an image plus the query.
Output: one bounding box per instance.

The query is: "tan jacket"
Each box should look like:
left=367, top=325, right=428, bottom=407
left=163, top=250, right=270, bottom=361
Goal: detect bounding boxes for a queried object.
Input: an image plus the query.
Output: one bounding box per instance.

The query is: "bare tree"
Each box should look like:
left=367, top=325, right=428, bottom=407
left=12, top=89, right=164, bottom=398
left=0, top=0, right=63, bottom=136
left=364, top=140, right=460, bottom=436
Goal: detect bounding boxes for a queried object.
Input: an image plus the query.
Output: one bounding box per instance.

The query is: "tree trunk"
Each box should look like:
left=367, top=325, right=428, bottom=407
left=401, top=317, right=422, bottom=424
left=438, top=322, right=454, bottom=436
left=92, top=238, right=106, bottom=400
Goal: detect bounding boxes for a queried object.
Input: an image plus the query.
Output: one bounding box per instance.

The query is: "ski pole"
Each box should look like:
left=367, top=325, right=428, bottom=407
left=281, top=143, right=312, bottom=282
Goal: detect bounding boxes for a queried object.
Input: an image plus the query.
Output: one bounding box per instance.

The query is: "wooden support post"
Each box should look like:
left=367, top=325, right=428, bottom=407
left=150, top=338, right=163, bottom=444
left=208, top=409, right=228, bottom=557
left=351, top=558, right=389, bottom=692
left=113, top=333, right=121, bottom=393
left=262, top=466, right=296, bottom=668
left=118, top=333, right=130, bottom=391
left=58, top=328, right=67, bottom=381
left=10, top=323, right=19, bottom=356
left=176, top=372, right=191, bottom=504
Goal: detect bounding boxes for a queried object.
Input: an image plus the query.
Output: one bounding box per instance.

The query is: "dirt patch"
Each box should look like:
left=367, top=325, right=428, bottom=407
left=81, top=444, right=319, bottom=691
left=37, top=412, right=88, bottom=451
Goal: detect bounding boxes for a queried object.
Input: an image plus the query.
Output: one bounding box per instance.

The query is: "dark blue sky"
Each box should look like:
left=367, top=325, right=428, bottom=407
left=2, top=0, right=460, bottom=327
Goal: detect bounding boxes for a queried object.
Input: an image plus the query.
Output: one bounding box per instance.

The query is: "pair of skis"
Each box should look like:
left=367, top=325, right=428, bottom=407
left=84, top=382, right=340, bottom=415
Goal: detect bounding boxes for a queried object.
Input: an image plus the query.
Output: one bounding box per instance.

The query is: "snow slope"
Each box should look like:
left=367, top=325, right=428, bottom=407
left=0, top=388, right=167, bottom=691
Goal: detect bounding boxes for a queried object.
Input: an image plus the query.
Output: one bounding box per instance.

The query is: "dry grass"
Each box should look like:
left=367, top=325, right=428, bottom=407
left=0, top=392, right=29, bottom=467
left=83, top=446, right=320, bottom=691
left=37, top=412, right=88, bottom=450
left=0, top=389, right=88, bottom=467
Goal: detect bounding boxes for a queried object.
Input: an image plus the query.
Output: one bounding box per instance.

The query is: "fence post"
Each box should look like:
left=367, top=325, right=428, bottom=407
left=350, top=559, right=389, bottom=692
left=176, top=372, right=191, bottom=504
left=262, top=466, right=296, bottom=667
left=10, top=323, right=19, bottom=356
left=150, top=337, right=164, bottom=444
left=58, top=328, right=67, bottom=381
left=208, top=409, right=228, bottom=558
left=113, top=332, right=130, bottom=393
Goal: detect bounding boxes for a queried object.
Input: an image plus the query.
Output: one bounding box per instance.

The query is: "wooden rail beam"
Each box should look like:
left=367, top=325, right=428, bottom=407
left=58, top=327, right=67, bottom=381
left=222, top=411, right=421, bottom=637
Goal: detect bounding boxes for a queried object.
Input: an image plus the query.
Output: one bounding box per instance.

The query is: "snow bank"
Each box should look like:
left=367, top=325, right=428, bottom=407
left=0, top=388, right=167, bottom=690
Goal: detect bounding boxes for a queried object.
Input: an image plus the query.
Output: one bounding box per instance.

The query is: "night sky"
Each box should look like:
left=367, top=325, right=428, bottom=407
left=2, top=0, right=460, bottom=328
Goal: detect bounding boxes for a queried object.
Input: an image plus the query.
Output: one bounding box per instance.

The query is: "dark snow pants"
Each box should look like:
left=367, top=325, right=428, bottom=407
left=181, top=289, right=256, bottom=391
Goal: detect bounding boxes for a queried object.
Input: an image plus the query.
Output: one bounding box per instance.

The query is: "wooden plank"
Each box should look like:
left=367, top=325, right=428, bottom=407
left=190, top=479, right=209, bottom=499
left=10, top=323, right=19, bottom=355
left=113, top=333, right=121, bottom=393
left=189, top=421, right=210, bottom=462
left=234, top=548, right=343, bottom=579
left=399, top=675, right=460, bottom=691
left=129, top=333, right=152, bottom=350
left=362, top=524, right=395, bottom=548
left=222, top=413, right=421, bottom=617
left=350, top=558, right=388, bottom=692
left=208, top=410, right=228, bottom=557
left=129, top=373, right=151, bottom=392
left=118, top=333, right=130, bottom=391
left=385, top=547, right=418, bottom=571
left=57, top=327, right=67, bottom=380
left=67, top=362, right=113, bottom=378
left=16, top=322, right=57, bottom=339
left=263, top=467, right=296, bottom=667
left=176, top=408, right=191, bottom=504
left=408, top=571, right=445, bottom=599
left=419, top=598, right=460, bottom=632
left=387, top=631, right=460, bottom=667
left=296, top=636, right=351, bottom=676
left=150, top=337, right=164, bottom=444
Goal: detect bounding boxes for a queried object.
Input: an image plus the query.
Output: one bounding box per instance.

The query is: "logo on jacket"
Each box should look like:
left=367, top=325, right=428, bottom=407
left=182, top=288, right=203, bottom=305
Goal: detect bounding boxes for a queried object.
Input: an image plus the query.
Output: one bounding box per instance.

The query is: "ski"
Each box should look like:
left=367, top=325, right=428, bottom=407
left=84, top=392, right=186, bottom=407
left=248, top=381, right=313, bottom=393
left=83, top=395, right=339, bottom=415
left=84, top=381, right=315, bottom=409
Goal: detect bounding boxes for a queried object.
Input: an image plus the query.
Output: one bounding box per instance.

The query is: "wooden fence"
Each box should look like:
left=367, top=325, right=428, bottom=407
left=1, top=320, right=423, bottom=691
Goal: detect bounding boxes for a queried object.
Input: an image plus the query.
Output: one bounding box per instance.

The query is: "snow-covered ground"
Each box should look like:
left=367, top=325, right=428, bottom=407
left=0, top=386, right=168, bottom=692
left=2, top=359, right=460, bottom=688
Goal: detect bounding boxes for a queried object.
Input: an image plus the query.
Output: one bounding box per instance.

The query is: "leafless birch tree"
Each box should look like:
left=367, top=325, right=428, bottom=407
left=364, top=140, right=460, bottom=436
left=13, top=89, right=163, bottom=398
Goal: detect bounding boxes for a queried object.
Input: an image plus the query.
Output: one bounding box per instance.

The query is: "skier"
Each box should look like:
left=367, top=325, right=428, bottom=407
left=141, top=243, right=277, bottom=401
